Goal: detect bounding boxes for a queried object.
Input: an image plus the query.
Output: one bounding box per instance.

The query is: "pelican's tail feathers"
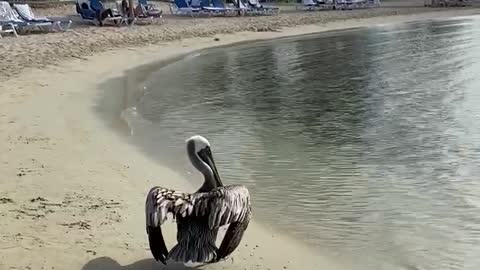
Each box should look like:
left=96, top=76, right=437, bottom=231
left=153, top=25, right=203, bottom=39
left=168, top=241, right=217, bottom=263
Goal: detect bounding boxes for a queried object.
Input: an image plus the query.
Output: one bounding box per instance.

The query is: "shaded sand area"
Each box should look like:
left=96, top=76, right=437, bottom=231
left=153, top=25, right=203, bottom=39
left=1, top=2, right=480, bottom=270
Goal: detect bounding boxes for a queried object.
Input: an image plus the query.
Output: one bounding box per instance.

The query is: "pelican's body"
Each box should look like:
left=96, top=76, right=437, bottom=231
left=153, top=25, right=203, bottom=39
left=145, top=135, right=251, bottom=264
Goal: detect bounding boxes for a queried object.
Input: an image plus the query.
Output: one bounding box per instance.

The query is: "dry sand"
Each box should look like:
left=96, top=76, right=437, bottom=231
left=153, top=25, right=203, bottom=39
left=1, top=2, right=480, bottom=270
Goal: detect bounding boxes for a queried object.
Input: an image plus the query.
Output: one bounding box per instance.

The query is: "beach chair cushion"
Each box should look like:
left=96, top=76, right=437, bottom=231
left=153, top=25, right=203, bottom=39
left=135, top=4, right=162, bottom=18
left=171, top=0, right=202, bottom=14
left=89, top=0, right=104, bottom=12
left=248, top=0, right=278, bottom=9
left=302, top=0, right=317, bottom=6
left=175, top=0, right=199, bottom=9
left=76, top=1, right=97, bottom=19
left=138, top=0, right=160, bottom=11
left=1, top=1, right=53, bottom=29
left=192, top=0, right=223, bottom=10
left=0, top=1, right=24, bottom=23
left=14, top=4, right=51, bottom=22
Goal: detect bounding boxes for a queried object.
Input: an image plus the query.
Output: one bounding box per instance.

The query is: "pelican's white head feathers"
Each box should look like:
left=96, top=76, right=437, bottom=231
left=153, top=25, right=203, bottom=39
left=186, top=135, right=211, bottom=152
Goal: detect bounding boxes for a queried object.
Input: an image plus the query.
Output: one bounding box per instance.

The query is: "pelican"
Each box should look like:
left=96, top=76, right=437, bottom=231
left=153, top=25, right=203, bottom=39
left=145, top=135, right=252, bottom=265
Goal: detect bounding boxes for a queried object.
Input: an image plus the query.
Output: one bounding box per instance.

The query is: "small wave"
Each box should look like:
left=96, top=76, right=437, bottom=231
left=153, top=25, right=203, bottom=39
left=185, top=52, right=202, bottom=59
left=120, top=106, right=152, bottom=136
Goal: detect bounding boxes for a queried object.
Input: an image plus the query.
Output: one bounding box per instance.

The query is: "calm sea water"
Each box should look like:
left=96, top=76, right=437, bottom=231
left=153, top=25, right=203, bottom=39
left=123, top=16, right=480, bottom=270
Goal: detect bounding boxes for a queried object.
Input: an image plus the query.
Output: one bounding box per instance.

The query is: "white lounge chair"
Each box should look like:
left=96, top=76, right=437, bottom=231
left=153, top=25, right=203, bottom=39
left=231, top=0, right=255, bottom=15
left=334, top=0, right=349, bottom=9
left=247, top=0, right=280, bottom=15
left=14, top=4, right=72, bottom=31
left=137, top=0, right=163, bottom=17
left=297, top=0, right=318, bottom=10
left=0, top=1, right=56, bottom=34
left=0, top=22, right=18, bottom=37
left=297, top=0, right=334, bottom=10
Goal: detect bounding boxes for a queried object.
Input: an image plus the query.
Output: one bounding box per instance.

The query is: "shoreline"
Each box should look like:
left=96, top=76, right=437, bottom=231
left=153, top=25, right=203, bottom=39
left=2, top=3, right=480, bottom=78
left=1, top=7, right=480, bottom=270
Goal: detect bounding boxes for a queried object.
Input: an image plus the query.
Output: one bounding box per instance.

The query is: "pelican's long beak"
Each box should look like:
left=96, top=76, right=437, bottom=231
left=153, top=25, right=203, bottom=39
left=198, top=146, right=224, bottom=187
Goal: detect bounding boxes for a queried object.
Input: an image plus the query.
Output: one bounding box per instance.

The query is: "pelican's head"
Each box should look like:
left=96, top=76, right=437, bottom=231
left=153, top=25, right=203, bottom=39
left=186, top=135, right=211, bottom=152
left=186, top=135, right=223, bottom=188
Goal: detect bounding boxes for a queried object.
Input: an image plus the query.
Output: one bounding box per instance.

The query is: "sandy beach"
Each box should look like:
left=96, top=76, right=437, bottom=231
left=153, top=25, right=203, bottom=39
left=1, top=1, right=480, bottom=269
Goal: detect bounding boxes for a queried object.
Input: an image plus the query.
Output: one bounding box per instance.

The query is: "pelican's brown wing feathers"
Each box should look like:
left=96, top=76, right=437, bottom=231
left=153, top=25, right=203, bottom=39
left=192, top=185, right=251, bottom=230
left=145, top=185, right=251, bottom=262
left=194, top=185, right=252, bottom=262
left=145, top=186, right=173, bottom=264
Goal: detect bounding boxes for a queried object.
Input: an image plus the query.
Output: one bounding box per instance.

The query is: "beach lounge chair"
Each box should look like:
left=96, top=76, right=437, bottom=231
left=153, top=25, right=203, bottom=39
left=344, top=0, right=355, bottom=10
left=210, top=0, right=241, bottom=15
left=0, top=15, right=28, bottom=36
left=114, top=0, right=158, bottom=24
left=231, top=0, right=254, bottom=15
left=297, top=0, right=318, bottom=10
left=317, top=0, right=334, bottom=9
left=367, top=0, right=380, bottom=7
left=190, top=0, right=227, bottom=15
left=0, top=2, right=26, bottom=30
left=76, top=0, right=124, bottom=26
left=169, top=0, right=201, bottom=17
left=334, top=0, right=348, bottom=9
left=0, top=22, right=18, bottom=37
left=134, top=4, right=162, bottom=21
left=137, top=0, right=163, bottom=17
left=90, top=0, right=126, bottom=25
left=13, top=4, right=72, bottom=31
left=0, top=1, right=57, bottom=33
left=114, top=0, right=138, bottom=25
left=76, top=0, right=96, bottom=20
left=355, top=0, right=369, bottom=8
left=247, top=0, right=280, bottom=15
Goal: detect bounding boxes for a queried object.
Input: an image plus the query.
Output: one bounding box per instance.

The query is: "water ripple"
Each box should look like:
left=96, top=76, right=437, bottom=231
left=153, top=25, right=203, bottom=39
left=133, top=16, right=480, bottom=270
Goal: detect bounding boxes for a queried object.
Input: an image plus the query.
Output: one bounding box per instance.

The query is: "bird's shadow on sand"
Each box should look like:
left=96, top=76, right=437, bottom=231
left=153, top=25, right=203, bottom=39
left=82, top=257, right=199, bottom=270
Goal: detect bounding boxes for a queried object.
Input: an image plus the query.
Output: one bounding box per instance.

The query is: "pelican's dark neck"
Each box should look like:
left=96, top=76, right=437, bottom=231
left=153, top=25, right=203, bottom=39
left=197, top=176, right=216, bottom=192
left=187, top=139, right=216, bottom=192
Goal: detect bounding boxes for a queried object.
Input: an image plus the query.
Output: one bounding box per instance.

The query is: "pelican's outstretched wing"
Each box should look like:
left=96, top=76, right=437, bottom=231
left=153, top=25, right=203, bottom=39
left=145, top=186, right=174, bottom=264
left=146, top=185, right=251, bottom=262
left=215, top=206, right=251, bottom=262
left=193, top=185, right=252, bottom=262
left=192, top=185, right=251, bottom=229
